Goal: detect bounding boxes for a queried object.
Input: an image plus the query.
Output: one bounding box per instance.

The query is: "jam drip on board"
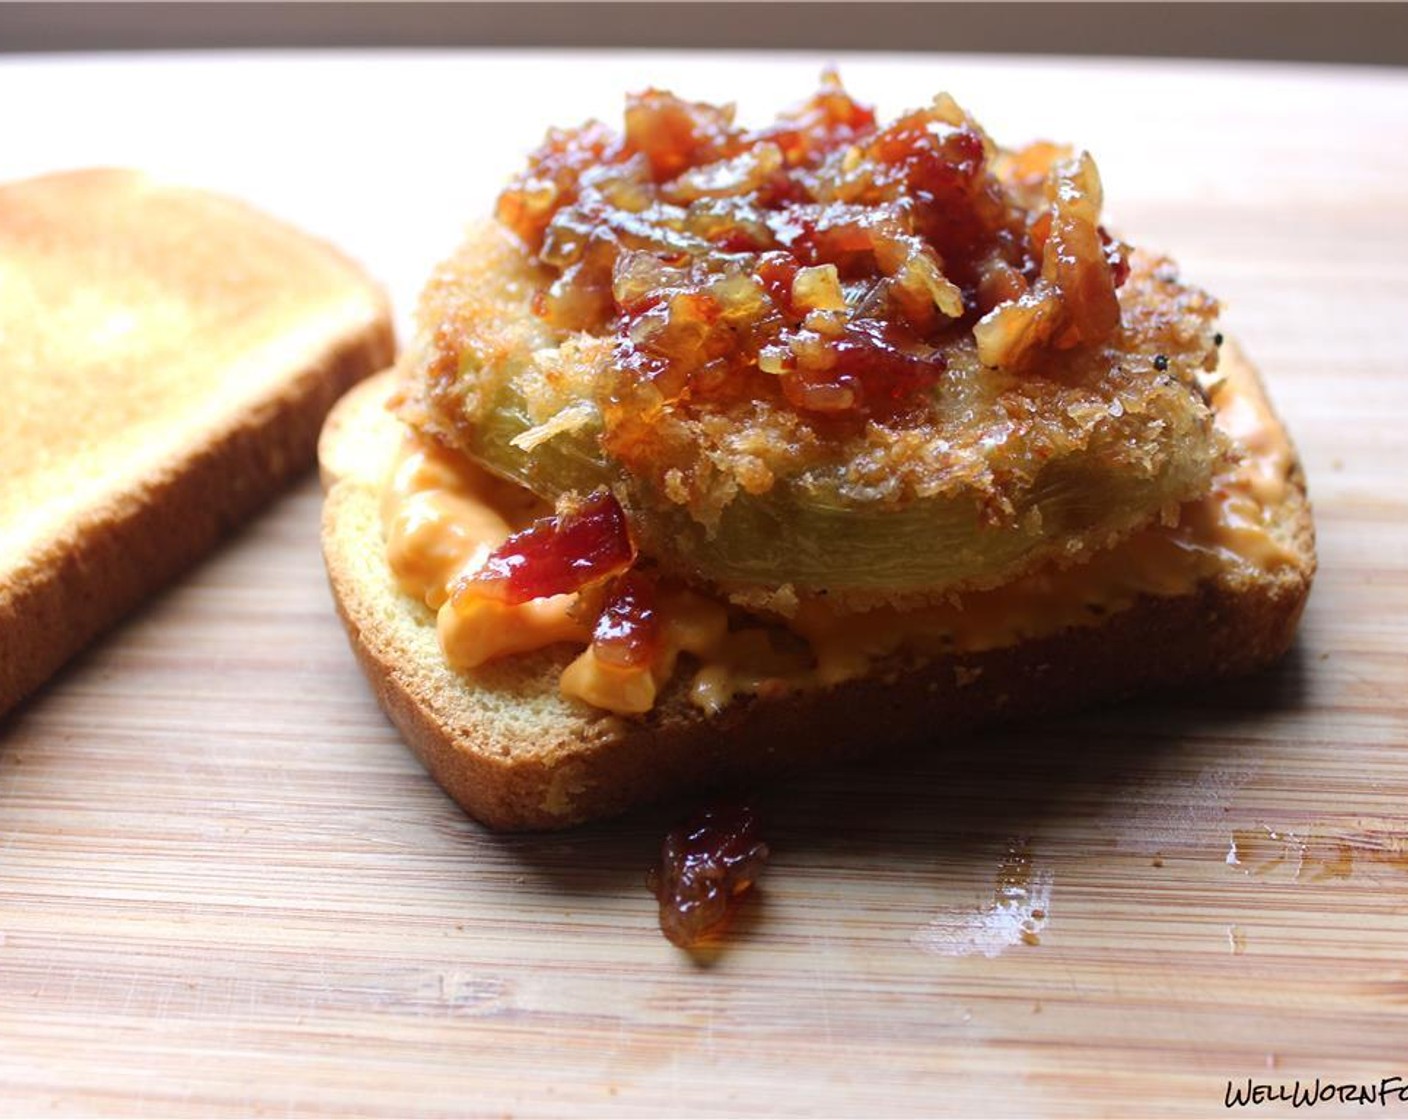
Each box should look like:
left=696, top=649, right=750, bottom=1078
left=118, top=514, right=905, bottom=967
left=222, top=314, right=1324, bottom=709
left=647, top=804, right=770, bottom=948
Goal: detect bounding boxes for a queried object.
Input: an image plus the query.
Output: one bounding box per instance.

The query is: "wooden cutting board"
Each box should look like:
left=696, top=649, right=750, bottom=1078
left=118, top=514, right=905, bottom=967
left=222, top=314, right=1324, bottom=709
left=2, top=52, right=1406, bottom=1118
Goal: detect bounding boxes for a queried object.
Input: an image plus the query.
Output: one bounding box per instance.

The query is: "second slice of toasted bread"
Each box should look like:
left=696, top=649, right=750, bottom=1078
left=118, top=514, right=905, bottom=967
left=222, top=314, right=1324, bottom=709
left=0, top=169, right=395, bottom=717
left=320, top=344, right=1314, bottom=831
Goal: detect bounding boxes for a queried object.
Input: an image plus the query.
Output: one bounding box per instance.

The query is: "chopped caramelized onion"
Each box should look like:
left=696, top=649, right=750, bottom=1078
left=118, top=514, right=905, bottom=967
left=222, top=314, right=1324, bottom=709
left=647, top=804, right=770, bottom=948
left=1049, top=151, right=1121, bottom=343
left=662, top=143, right=786, bottom=205
left=792, top=264, right=846, bottom=312
left=974, top=151, right=1123, bottom=371
left=453, top=490, right=634, bottom=606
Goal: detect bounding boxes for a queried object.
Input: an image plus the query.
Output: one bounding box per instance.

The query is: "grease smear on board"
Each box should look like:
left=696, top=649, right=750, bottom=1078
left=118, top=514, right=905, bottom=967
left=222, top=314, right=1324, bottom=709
left=912, top=838, right=1052, bottom=958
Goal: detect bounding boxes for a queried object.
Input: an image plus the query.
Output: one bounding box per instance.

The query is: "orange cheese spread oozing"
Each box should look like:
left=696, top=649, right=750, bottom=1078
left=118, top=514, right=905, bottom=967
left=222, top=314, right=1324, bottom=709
left=382, top=354, right=1296, bottom=716
left=382, top=439, right=592, bottom=670
left=557, top=586, right=731, bottom=715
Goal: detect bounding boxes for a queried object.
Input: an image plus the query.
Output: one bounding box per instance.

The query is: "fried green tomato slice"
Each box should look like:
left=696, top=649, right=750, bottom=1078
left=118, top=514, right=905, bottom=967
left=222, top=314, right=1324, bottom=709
left=397, top=79, right=1224, bottom=605
left=399, top=221, right=1221, bottom=605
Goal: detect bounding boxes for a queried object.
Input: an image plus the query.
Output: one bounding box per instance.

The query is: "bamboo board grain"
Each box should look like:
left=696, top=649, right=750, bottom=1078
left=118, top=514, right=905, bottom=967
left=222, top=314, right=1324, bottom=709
left=2, top=51, right=1408, bottom=1118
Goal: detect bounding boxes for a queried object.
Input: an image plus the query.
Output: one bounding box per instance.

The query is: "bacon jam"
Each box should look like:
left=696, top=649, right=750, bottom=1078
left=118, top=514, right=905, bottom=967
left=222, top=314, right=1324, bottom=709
left=448, top=489, right=668, bottom=702
left=496, top=72, right=1129, bottom=428
left=591, top=570, right=662, bottom=669
left=453, top=489, right=634, bottom=606
left=647, top=803, right=770, bottom=948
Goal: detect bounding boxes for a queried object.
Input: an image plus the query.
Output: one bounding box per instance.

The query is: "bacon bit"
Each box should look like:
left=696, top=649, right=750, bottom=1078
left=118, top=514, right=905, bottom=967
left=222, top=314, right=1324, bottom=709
left=624, top=89, right=741, bottom=182
left=454, top=491, right=634, bottom=606
left=647, top=804, right=770, bottom=948
left=592, top=571, right=661, bottom=669
left=787, top=213, right=882, bottom=273
left=712, top=227, right=768, bottom=254
left=771, top=317, right=942, bottom=415
left=976, top=254, right=1029, bottom=314
left=868, top=115, right=993, bottom=270
left=872, top=114, right=985, bottom=193
left=756, top=251, right=801, bottom=318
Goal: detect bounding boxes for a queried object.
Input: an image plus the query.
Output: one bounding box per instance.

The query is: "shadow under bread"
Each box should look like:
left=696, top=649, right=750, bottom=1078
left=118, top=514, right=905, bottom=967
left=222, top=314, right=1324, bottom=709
left=489, top=640, right=1313, bottom=906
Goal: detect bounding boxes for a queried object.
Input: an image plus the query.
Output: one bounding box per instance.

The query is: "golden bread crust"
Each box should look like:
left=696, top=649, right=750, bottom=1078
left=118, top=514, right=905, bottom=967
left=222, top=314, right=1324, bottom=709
left=0, top=169, right=395, bottom=716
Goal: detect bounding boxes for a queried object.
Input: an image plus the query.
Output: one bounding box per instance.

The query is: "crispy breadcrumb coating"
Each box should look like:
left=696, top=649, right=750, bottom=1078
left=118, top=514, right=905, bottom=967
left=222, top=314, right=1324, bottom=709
left=399, top=76, right=1223, bottom=604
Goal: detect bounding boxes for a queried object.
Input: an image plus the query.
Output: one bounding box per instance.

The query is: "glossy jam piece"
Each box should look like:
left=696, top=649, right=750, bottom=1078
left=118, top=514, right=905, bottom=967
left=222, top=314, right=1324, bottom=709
left=831, top=318, right=941, bottom=396
left=756, top=251, right=801, bottom=317
left=647, top=804, right=770, bottom=948
left=746, top=78, right=876, bottom=168
left=454, top=490, right=634, bottom=606
left=624, top=89, right=743, bottom=181
left=592, top=571, right=661, bottom=669
left=867, top=114, right=994, bottom=270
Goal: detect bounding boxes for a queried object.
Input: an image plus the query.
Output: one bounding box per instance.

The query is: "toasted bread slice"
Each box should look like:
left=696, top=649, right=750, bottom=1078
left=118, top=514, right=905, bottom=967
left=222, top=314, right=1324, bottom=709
left=0, top=169, right=395, bottom=717
left=320, top=343, right=1313, bottom=831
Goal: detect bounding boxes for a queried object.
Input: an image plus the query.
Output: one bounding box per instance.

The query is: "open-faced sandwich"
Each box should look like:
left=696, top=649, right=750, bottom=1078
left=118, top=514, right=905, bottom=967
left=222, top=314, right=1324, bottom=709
left=320, top=74, right=1314, bottom=830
